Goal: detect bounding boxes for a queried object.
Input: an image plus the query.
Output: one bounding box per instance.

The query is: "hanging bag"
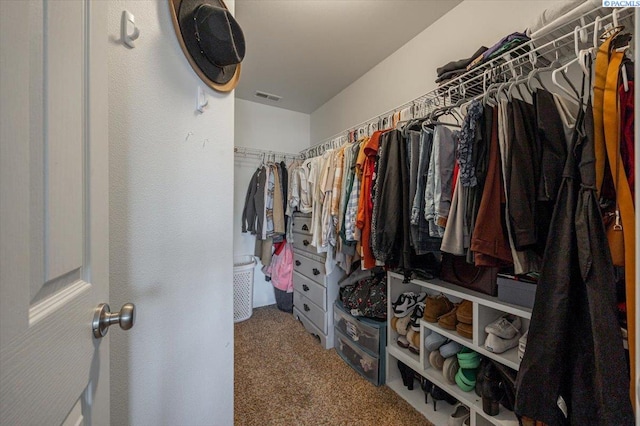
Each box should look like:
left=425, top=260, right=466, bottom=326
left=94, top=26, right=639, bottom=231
left=440, top=253, right=498, bottom=296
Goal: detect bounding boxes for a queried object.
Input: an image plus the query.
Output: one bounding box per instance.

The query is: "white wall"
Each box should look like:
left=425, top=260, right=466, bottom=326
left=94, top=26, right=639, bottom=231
left=234, top=100, right=310, bottom=308
left=108, top=1, right=234, bottom=425
left=310, top=0, right=557, bottom=143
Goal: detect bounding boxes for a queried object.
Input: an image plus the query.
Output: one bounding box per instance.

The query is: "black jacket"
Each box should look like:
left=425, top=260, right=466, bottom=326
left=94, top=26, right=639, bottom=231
left=515, top=97, right=633, bottom=425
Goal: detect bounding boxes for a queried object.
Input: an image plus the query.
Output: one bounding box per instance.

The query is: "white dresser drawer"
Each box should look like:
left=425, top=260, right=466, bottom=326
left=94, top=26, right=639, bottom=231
left=293, top=307, right=329, bottom=349
left=293, top=271, right=326, bottom=310
left=291, top=215, right=312, bottom=235
left=294, top=291, right=326, bottom=333
left=293, top=252, right=326, bottom=285
left=292, top=233, right=317, bottom=256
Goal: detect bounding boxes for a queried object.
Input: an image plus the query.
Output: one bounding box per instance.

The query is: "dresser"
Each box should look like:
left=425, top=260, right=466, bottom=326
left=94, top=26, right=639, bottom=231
left=291, top=213, right=343, bottom=349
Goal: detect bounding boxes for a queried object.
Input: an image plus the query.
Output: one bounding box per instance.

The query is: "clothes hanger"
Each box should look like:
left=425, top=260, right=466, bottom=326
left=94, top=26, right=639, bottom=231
left=527, top=54, right=561, bottom=92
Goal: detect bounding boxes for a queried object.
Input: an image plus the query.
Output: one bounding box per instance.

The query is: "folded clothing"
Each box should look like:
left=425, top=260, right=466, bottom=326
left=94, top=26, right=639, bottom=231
left=436, top=46, right=488, bottom=77
left=467, top=32, right=530, bottom=71
left=435, top=69, right=466, bottom=84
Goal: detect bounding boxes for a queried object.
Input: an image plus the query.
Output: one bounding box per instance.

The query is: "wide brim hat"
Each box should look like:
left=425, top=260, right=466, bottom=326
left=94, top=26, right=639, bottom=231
left=169, top=0, right=245, bottom=92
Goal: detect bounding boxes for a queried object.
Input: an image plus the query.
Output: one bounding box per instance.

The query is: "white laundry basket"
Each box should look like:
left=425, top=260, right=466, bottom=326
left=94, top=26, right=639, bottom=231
left=233, top=255, right=256, bottom=323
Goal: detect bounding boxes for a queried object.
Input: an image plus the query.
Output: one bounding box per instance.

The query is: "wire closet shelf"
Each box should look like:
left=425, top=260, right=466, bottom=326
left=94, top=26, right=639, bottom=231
left=234, top=146, right=302, bottom=162
left=301, top=5, right=634, bottom=159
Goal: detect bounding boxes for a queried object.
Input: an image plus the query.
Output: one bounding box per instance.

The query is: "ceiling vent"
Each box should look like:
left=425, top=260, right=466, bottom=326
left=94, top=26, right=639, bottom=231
left=255, top=91, right=282, bottom=102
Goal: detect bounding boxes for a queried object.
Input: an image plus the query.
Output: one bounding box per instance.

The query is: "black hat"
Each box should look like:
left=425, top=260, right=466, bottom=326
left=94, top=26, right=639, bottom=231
left=169, top=0, right=245, bottom=92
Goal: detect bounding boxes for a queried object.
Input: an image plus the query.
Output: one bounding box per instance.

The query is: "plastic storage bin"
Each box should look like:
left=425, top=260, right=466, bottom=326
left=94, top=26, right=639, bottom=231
left=234, top=256, right=256, bottom=323
left=497, top=275, right=537, bottom=309
left=333, top=300, right=387, bottom=385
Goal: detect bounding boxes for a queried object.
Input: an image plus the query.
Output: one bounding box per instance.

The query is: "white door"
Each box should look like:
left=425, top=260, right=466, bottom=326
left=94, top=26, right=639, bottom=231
left=1, top=1, right=112, bottom=425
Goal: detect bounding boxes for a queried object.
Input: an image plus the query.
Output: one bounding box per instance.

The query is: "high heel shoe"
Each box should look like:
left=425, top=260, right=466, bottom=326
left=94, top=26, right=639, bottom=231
left=397, top=360, right=415, bottom=390
left=421, top=376, right=433, bottom=404
left=430, top=385, right=457, bottom=411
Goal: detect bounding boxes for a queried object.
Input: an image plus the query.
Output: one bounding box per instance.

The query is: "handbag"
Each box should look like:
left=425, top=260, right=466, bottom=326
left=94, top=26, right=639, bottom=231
left=440, top=253, right=498, bottom=296
left=340, top=274, right=387, bottom=320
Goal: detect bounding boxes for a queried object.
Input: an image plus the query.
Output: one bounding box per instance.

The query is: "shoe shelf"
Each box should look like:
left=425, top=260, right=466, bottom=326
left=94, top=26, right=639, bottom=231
left=387, top=346, right=457, bottom=425
left=388, top=345, right=519, bottom=426
left=389, top=271, right=530, bottom=371
left=388, top=272, right=532, bottom=320
left=421, top=320, right=474, bottom=349
left=387, top=272, right=528, bottom=426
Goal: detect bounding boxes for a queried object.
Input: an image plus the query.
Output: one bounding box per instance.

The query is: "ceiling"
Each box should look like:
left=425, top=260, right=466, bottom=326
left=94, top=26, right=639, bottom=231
left=234, top=0, right=462, bottom=114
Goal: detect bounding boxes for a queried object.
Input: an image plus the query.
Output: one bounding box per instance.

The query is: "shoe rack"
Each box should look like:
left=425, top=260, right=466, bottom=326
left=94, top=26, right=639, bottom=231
left=385, top=272, right=532, bottom=426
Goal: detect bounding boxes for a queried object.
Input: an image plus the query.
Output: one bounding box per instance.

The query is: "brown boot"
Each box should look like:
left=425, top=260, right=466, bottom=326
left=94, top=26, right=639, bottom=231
left=423, top=294, right=453, bottom=323
left=456, top=299, right=473, bottom=324
left=437, top=305, right=459, bottom=330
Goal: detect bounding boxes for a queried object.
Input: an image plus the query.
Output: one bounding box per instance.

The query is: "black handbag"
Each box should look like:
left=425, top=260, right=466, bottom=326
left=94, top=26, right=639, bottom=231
left=440, top=253, right=498, bottom=296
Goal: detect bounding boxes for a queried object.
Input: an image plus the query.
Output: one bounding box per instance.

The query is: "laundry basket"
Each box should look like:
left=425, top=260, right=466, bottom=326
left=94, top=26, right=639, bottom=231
left=233, top=255, right=256, bottom=323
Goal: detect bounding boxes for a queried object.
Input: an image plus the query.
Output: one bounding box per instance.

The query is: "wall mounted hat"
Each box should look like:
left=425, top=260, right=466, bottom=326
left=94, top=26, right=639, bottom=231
left=169, top=0, right=245, bottom=92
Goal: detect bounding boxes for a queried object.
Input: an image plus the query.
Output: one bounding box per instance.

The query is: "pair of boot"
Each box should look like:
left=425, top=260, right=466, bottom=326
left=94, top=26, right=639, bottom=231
left=475, top=359, right=516, bottom=416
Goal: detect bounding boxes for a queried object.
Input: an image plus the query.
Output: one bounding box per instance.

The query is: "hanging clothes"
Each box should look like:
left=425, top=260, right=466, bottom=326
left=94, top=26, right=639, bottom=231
left=497, top=99, right=540, bottom=274
left=515, top=75, right=634, bottom=426
left=356, top=131, right=381, bottom=269
left=241, top=166, right=262, bottom=234
left=470, top=106, right=512, bottom=267
left=411, top=126, right=442, bottom=255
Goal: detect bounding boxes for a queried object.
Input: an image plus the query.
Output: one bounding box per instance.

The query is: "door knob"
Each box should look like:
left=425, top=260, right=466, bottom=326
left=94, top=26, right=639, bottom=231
left=92, top=303, right=136, bottom=338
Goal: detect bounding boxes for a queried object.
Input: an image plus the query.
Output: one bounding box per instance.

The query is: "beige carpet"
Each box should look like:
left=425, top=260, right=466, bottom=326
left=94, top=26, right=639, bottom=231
left=234, top=305, right=433, bottom=425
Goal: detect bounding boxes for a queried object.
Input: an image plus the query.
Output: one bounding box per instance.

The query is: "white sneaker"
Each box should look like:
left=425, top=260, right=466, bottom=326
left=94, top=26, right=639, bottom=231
left=484, top=314, right=521, bottom=339
left=518, top=330, right=528, bottom=360
left=392, top=292, right=427, bottom=317
left=485, top=332, right=521, bottom=354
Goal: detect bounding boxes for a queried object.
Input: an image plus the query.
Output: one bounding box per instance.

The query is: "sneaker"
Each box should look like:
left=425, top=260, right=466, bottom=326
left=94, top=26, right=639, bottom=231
left=409, top=302, right=426, bottom=332
left=484, top=314, right=521, bottom=339
left=392, top=292, right=426, bottom=317
left=424, top=294, right=454, bottom=323
left=518, top=330, right=528, bottom=360
left=485, top=332, right=521, bottom=354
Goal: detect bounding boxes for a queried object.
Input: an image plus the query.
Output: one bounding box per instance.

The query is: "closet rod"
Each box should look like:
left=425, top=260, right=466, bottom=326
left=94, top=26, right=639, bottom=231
left=234, top=146, right=301, bottom=160
left=302, top=5, right=633, bottom=158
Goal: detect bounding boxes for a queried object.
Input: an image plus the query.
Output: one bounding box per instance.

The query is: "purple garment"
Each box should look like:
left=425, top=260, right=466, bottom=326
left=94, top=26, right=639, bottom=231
left=481, top=32, right=529, bottom=61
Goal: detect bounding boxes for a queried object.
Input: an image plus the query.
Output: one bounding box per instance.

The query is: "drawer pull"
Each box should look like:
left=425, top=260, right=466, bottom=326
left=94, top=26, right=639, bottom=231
left=302, top=284, right=309, bottom=291
left=303, top=239, right=310, bottom=246
left=303, top=303, right=310, bottom=312
left=312, top=268, right=320, bottom=276
left=301, top=224, right=309, bottom=231
left=295, top=260, right=301, bottom=266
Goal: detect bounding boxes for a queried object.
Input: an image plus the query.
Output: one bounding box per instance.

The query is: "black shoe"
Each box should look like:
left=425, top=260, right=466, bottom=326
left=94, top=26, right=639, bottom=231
left=478, top=362, right=503, bottom=416
left=396, top=360, right=415, bottom=390
left=430, top=385, right=457, bottom=411
left=421, top=377, right=433, bottom=404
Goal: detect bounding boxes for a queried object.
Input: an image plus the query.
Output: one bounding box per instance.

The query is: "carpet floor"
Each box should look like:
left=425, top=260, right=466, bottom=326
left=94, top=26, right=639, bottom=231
left=234, top=304, right=434, bottom=425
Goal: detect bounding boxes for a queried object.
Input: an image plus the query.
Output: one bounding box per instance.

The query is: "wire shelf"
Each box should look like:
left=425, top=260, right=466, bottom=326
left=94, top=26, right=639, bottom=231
left=301, top=5, right=634, bottom=159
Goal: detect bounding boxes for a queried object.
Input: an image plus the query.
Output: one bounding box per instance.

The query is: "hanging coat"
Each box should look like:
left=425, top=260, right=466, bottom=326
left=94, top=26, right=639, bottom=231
left=514, top=90, right=634, bottom=425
